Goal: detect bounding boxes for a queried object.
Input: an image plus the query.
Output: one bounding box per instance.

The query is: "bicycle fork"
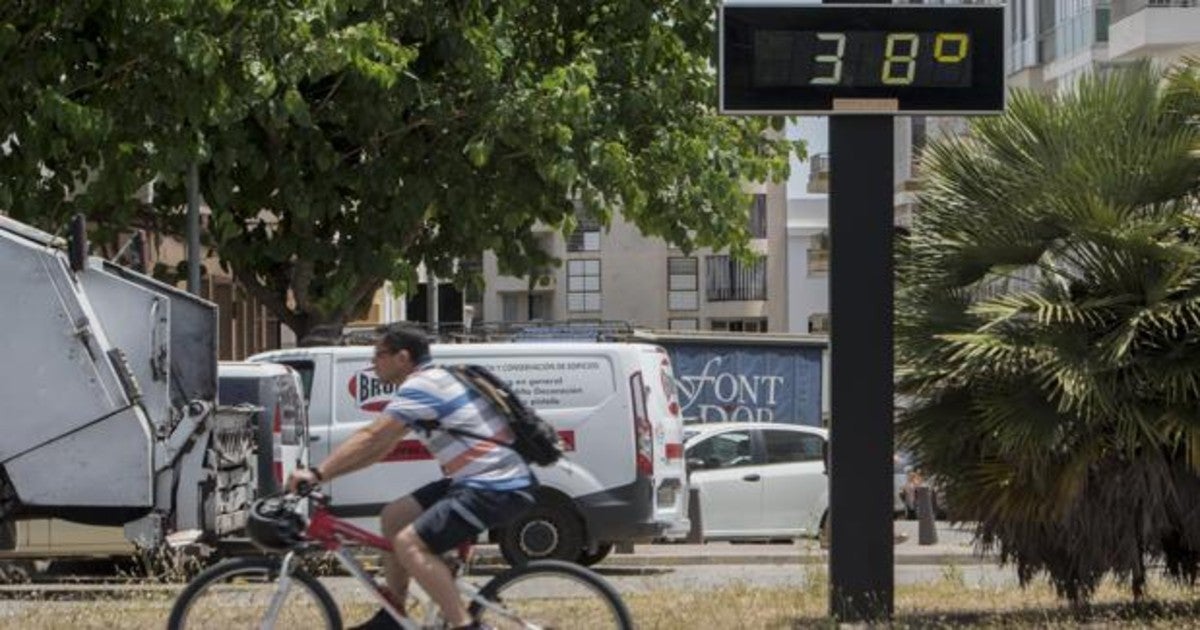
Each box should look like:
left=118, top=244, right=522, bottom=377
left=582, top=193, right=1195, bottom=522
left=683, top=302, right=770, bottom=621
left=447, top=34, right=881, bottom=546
left=260, top=552, right=299, bottom=630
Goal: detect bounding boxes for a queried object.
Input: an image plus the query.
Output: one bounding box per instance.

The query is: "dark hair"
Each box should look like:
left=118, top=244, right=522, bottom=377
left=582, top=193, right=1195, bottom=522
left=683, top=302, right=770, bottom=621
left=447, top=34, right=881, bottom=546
left=377, top=325, right=431, bottom=364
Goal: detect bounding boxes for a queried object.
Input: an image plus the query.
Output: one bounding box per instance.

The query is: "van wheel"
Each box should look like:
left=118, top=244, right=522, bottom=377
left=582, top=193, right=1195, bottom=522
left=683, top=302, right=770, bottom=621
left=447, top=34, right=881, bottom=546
left=577, top=543, right=614, bottom=567
left=499, top=504, right=583, bottom=566
left=818, top=511, right=830, bottom=549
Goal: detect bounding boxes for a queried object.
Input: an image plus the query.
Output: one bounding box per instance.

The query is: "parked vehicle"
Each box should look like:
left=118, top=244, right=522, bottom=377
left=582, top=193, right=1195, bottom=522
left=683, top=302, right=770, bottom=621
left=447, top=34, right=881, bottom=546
left=250, top=342, right=689, bottom=566
left=0, top=215, right=257, bottom=554
left=684, top=422, right=828, bottom=541
left=217, top=363, right=311, bottom=497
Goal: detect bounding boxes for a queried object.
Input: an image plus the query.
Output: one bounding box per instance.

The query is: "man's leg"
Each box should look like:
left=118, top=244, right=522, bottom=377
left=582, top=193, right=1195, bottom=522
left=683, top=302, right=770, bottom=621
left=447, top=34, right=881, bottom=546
left=379, top=496, right=424, bottom=610
left=394, top=526, right=471, bottom=626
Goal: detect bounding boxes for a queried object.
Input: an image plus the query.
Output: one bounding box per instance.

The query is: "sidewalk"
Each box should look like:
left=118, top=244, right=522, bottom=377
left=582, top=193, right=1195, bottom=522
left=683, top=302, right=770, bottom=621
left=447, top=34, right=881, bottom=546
left=473, top=520, right=991, bottom=567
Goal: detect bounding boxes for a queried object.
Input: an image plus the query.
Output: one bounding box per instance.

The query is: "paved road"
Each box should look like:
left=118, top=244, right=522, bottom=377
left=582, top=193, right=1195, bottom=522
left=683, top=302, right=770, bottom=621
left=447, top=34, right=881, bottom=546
left=0, top=520, right=1004, bottom=608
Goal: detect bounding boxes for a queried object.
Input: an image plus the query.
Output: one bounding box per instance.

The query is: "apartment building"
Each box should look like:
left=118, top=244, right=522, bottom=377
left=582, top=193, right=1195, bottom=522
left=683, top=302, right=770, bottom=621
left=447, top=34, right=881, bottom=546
left=474, top=182, right=790, bottom=332
left=1009, top=0, right=1200, bottom=94
left=886, top=0, right=1200, bottom=224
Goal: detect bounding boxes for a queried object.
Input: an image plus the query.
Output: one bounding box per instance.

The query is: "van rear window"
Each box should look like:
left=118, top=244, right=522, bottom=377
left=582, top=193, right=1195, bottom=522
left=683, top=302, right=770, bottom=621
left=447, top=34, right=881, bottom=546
left=279, top=360, right=315, bottom=403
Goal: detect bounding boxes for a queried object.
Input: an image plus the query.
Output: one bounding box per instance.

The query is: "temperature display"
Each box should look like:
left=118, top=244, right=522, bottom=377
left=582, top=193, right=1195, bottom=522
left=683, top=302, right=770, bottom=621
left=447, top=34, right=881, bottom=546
left=720, top=4, right=1004, bottom=115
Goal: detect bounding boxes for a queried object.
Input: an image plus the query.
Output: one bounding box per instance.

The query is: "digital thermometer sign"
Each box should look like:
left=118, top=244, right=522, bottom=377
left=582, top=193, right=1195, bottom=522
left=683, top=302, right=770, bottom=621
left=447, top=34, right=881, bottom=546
left=720, top=4, right=1004, bottom=115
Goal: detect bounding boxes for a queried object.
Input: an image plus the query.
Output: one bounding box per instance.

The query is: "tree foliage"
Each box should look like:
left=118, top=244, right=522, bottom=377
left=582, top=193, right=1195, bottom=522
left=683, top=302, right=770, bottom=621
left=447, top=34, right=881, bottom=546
left=898, top=61, right=1200, bottom=605
left=0, top=1, right=798, bottom=342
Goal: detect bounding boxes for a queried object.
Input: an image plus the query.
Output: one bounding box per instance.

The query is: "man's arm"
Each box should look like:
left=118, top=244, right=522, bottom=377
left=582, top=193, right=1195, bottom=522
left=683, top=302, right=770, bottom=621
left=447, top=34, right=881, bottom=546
left=289, top=415, right=409, bottom=490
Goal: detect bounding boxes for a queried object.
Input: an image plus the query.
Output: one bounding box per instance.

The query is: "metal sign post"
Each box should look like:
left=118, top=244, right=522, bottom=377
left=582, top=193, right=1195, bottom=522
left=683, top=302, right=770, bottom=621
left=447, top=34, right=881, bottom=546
left=718, top=0, right=1004, bottom=621
left=827, top=82, right=895, bottom=621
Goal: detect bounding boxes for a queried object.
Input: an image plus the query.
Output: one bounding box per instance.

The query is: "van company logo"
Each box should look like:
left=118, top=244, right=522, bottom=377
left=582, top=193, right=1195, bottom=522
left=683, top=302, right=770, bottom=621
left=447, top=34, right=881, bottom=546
left=348, top=370, right=400, bottom=413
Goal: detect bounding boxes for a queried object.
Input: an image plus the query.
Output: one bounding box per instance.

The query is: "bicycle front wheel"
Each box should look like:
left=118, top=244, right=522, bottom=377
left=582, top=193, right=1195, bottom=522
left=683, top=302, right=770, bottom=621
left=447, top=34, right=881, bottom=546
left=469, top=559, right=633, bottom=629
left=167, top=556, right=342, bottom=630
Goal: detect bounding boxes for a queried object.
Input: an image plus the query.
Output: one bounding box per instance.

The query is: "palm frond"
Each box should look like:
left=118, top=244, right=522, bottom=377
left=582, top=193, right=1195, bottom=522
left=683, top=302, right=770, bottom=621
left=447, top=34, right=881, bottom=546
left=898, top=60, right=1200, bottom=602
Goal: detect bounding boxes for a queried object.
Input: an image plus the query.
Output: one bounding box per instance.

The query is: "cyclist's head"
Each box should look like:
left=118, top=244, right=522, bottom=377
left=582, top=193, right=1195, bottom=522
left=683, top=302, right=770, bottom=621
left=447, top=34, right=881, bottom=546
left=374, top=325, right=431, bottom=381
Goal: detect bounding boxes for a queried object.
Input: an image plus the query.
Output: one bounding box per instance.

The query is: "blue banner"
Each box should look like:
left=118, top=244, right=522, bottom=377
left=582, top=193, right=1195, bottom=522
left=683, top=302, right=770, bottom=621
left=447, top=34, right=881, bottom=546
left=663, top=343, right=823, bottom=426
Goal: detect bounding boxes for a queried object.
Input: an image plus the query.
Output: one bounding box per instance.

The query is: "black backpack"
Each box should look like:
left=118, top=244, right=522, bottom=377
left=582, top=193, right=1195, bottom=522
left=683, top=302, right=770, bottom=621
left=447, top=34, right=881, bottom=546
left=429, top=364, right=564, bottom=467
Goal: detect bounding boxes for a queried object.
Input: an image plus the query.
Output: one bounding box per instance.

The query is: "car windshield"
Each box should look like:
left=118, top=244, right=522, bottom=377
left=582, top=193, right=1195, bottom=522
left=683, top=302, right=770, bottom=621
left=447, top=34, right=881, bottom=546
left=683, top=427, right=704, bottom=443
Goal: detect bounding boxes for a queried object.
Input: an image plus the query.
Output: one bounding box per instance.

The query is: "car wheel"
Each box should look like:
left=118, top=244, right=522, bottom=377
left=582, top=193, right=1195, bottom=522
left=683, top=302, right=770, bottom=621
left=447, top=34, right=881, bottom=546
left=499, top=503, right=584, bottom=566
left=576, top=543, right=614, bottom=567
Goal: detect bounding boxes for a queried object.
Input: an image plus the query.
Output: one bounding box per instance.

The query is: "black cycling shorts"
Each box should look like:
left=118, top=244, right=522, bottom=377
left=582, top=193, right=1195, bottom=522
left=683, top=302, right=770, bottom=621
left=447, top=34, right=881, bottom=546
left=410, top=478, right=536, bottom=554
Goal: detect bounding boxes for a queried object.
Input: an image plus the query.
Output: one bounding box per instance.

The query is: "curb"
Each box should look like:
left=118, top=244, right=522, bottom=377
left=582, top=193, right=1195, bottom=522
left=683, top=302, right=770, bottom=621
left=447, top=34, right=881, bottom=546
left=465, top=550, right=995, bottom=568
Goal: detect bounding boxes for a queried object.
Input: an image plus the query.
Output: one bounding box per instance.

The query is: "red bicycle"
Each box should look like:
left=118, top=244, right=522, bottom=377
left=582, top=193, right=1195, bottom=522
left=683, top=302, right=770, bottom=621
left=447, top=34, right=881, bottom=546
left=166, top=487, right=633, bottom=629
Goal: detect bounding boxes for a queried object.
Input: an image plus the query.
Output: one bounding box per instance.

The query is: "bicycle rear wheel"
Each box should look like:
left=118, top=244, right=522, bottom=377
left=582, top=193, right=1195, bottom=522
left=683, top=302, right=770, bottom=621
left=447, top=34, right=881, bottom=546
left=469, top=559, right=633, bottom=629
left=167, top=556, right=342, bottom=630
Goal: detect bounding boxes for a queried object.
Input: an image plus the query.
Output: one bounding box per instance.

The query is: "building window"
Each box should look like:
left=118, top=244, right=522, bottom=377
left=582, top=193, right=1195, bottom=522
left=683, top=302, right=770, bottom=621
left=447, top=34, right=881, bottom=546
left=808, top=232, right=829, bottom=277
left=501, top=294, right=522, bottom=322
left=809, top=313, right=830, bottom=334
left=711, top=318, right=768, bottom=333
left=567, top=259, right=602, bottom=312
left=706, top=255, right=767, bottom=301
left=669, top=318, right=699, bottom=331
left=567, top=215, right=601, bottom=252
left=529, top=293, right=551, bottom=320
left=668, top=257, right=699, bottom=311
left=501, top=292, right=553, bottom=321
left=749, top=194, right=767, bottom=239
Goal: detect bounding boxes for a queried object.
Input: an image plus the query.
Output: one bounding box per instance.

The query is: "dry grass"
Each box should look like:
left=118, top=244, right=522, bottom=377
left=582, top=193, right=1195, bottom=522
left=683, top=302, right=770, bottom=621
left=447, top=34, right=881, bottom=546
left=628, top=567, right=1200, bottom=629
left=0, top=567, right=1198, bottom=628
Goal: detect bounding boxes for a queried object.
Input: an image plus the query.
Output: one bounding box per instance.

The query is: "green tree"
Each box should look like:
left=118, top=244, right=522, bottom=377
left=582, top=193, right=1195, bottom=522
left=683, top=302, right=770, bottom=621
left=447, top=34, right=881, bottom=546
left=0, top=2, right=322, bottom=254
left=898, top=61, right=1200, bottom=605
left=1, top=2, right=798, bottom=343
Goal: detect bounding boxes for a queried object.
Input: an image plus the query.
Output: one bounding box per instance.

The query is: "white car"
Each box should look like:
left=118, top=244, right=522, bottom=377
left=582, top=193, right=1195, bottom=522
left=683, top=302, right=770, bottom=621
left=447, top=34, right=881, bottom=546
left=684, top=422, right=829, bottom=541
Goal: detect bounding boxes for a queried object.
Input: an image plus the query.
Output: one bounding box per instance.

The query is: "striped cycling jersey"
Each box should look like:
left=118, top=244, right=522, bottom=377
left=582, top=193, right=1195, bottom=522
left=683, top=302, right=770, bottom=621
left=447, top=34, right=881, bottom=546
left=383, top=364, right=533, bottom=491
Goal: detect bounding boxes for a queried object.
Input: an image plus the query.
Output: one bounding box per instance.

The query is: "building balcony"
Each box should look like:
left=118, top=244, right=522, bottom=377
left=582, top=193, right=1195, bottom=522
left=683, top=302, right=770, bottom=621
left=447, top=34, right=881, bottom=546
left=807, top=153, right=830, bottom=194
left=1109, top=0, right=1200, bottom=61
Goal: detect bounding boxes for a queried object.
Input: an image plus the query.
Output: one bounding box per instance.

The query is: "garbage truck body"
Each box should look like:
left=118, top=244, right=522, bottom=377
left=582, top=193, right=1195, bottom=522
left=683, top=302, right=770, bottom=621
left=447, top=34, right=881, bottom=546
left=0, top=215, right=257, bottom=548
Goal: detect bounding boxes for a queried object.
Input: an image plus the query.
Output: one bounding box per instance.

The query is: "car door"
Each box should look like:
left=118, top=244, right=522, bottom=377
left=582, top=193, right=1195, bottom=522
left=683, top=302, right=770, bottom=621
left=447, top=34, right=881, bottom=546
left=758, top=428, right=828, bottom=536
left=687, top=429, right=763, bottom=537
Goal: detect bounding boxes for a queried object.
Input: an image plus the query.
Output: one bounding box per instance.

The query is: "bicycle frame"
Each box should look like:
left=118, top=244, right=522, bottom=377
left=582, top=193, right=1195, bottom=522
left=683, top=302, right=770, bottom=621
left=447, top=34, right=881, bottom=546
left=262, top=496, right=511, bottom=630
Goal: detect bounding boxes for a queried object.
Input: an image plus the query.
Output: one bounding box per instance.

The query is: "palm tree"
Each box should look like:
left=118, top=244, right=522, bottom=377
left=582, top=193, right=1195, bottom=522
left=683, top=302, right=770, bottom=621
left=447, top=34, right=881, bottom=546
left=897, top=60, right=1200, bottom=606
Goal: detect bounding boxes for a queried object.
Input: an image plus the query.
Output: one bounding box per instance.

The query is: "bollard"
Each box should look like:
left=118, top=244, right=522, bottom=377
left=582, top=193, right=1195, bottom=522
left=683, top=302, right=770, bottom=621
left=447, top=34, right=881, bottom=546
left=916, top=485, right=938, bottom=545
left=686, top=487, right=704, bottom=543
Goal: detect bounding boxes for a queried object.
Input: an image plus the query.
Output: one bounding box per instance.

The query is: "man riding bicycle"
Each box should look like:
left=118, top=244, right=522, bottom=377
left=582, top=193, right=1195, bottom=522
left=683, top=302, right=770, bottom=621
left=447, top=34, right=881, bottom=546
left=287, top=326, right=536, bottom=630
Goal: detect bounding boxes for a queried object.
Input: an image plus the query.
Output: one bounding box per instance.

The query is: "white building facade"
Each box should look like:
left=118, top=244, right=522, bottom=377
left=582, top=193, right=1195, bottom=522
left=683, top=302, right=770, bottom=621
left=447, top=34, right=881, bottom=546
left=476, top=181, right=790, bottom=332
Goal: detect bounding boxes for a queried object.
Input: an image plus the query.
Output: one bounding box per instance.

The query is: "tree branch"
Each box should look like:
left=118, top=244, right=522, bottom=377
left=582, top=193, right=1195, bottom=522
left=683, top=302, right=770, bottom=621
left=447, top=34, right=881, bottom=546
left=66, top=57, right=145, bottom=98
left=314, top=73, right=346, bottom=113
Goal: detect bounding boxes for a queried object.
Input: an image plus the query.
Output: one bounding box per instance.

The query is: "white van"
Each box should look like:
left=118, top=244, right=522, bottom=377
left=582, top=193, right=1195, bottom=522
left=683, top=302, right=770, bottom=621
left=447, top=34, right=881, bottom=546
left=250, top=342, right=689, bottom=566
